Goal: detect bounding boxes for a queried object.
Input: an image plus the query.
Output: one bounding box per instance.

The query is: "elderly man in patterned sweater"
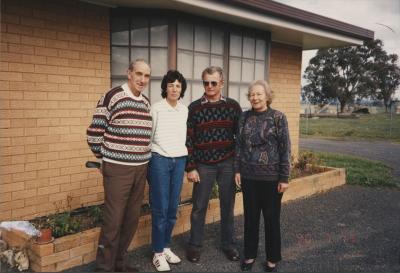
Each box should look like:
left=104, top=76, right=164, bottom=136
left=185, top=66, right=242, bottom=263
left=87, top=59, right=152, bottom=272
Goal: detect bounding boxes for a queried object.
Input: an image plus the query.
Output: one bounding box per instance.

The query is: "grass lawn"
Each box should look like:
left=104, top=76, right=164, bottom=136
left=306, top=150, right=399, bottom=188
left=300, top=113, right=400, bottom=141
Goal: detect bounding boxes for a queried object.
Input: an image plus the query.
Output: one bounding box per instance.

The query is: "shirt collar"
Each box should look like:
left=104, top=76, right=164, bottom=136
left=122, top=83, right=143, bottom=100
left=200, top=93, right=227, bottom=105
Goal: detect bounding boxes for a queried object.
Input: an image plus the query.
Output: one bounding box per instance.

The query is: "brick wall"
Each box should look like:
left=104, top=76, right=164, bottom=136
left=0, top=0, right=110, bottom=220
left=269, top=42, right=302, bottom=159
left=0, top=1, right=302, bottom=222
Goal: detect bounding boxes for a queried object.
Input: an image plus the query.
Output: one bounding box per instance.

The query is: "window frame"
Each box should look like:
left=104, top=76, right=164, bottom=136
left=110, top=8, right=271, bottom=101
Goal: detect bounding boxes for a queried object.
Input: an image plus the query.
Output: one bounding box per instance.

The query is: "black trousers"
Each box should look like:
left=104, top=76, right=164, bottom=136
left=241, top=179, right=283, bottom=263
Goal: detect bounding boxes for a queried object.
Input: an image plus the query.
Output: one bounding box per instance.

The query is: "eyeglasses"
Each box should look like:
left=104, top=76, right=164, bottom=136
left=202, top=81, right=218, bottom=87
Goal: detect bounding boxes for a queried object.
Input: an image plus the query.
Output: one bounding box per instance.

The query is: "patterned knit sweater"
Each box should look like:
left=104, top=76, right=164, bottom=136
left=186, top=95, right=242, bottom=171
left=87, top=83, right=152, bottom=165
left=234, top=108, right=291, bottom=182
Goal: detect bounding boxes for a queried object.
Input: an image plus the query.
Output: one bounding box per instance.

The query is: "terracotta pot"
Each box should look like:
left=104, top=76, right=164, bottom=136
left=37, top=228, right=53, bottom=244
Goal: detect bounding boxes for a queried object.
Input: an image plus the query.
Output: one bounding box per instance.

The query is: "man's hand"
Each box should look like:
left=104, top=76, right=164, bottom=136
left=277, top=182, right=289, bottom=193
left=187, top=170, right=200, bottom=183
left=235, top=173, right=241, bottom=188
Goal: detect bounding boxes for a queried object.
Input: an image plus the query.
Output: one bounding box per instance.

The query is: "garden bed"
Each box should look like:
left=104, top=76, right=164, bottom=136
left=0, top=166, right=345, bottom=272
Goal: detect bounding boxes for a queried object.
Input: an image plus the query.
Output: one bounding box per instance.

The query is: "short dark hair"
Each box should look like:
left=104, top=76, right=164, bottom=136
left=161, top=70, right=187, bottom=99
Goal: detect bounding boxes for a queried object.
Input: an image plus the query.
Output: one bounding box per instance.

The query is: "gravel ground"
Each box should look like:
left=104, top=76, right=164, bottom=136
left=2, top=185, right=396, bottom=272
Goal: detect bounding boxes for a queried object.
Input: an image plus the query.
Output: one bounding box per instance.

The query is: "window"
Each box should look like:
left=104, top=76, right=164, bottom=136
left=111, top=16, right=168, bottom=104
left=110, top=10, right=270, bottom=108
left=228, top=31, right=267, bottom=109
left=177, top=20, right=225, bottom=106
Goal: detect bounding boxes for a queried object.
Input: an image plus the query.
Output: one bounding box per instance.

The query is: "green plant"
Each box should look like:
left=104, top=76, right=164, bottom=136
left=295, top=151, right=321, bottom=171
left=210, top=183, right=219, bottom=199
left=50, top=212, right=81, bottom=238
left=88, top=205, right=103, bottom=226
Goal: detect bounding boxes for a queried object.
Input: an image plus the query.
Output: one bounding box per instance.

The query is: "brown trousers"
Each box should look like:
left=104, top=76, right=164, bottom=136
left=96, top=161, right=147, bottom=271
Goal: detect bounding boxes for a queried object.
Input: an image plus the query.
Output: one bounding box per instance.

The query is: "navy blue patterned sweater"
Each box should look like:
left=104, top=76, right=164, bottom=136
left=234, top=107, right=291, bottom=182
left=185, top=95, right=242, bottom=171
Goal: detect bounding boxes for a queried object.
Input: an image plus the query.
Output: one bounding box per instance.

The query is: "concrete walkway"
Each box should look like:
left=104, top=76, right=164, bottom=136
left=61, top=185, right=400, bottom=272
left=300, top=138, right=400, bottom=178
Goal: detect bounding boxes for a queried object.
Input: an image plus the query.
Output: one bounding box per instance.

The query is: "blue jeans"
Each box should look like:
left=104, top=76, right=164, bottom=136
left=148, top=152, right=187, bottom=253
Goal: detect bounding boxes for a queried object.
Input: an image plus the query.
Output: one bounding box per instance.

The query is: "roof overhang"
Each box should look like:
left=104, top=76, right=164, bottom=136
left=80, top=0, right=374, bottom=50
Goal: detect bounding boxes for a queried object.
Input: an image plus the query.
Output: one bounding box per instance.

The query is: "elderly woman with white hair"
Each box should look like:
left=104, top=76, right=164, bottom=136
left=234, top=80, right=291, bottom=272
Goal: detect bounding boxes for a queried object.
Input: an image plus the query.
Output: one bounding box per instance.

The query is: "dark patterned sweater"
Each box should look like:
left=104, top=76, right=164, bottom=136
left=234, top=108, right=291, bottom=182
left=87, top=83, right=152, bottom=165
left=185, top=95, right=242, bottom=171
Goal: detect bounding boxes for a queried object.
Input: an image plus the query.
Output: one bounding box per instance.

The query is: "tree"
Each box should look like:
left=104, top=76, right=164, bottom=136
left=303, top=39, right=399, bottom=113
left=303, top=46, right=365, bottom=112
left=368, top=52, right=400, bottom=112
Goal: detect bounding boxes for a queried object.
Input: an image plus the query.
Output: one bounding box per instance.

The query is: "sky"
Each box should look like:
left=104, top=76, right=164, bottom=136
left=274, top=0, right=400, bottom=97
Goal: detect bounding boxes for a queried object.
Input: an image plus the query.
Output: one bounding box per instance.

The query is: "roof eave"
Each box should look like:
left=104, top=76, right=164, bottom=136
left=79, top=0, right=374, bottom=49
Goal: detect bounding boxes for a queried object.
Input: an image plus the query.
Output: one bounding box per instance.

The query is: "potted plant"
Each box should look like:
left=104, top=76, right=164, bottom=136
left=35, top=217, right=54, bottom=244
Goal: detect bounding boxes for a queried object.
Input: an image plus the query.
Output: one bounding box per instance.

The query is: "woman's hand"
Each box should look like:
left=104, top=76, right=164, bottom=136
left=235, top=173, right=241, bottom=188
left=277, top=182, right=289, bottom=193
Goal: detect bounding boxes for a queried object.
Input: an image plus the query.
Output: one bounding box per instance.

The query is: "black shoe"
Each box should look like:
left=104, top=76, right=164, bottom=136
left=223, top=247, right=240, bottom=261
left=264, top=263, right=277, bottom=272
left=240, top=259, right=255, bottom=271
left=186, top=245, right=201, bottom=263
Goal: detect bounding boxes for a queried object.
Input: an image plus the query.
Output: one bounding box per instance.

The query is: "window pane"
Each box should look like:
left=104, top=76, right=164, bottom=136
left=181, top=83, right=191, bottom=106
left=111, top=18, right=129, bottom=46
left=229, top=58, right=241, bottom=82
left=131, top=17, right=148, bottom=46
left=255, top=61, right=265, bottom=80
left=192, top=82, right=204, bottom=101
left=256, top=39, right=266, bottom=60
left=229, top=33, right=242, bottom=57
left=150, top=48, right=168, bottom=77
left=243, top=36, right=255, bottom=59
left=240, top=85, right=251, bottom=109
left=150, top=80, right=163, bottom=104
left=151, top=18, right=168, bottom=47
left=111, top=47, right=129, bottom=75
left=131, top=47, right=149, bottom=63
left=228, top=84, right=239, bottom=102
left=194, top=52, right=210, bottom=80
left=112, top=78, right=126, bottom=88
left=177, top=50, right=193, bottom=79
left=242, top=59, right=254, bottom=82
left=194, top=25, right=210, bottom=52
left=211, top=55, right=223, bottom=68
left=177, top=21, right=193, bottom=50
left=211, top=28, right=224, bottom=54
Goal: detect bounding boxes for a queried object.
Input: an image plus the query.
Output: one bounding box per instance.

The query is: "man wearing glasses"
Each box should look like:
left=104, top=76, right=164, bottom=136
left=185, top=66, right=242, bottom=263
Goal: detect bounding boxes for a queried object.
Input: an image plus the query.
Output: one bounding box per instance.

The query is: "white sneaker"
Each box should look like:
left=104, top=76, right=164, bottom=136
left=153, top=253, right=171, bottom=272
left=164, top=248, right=182, bottom=264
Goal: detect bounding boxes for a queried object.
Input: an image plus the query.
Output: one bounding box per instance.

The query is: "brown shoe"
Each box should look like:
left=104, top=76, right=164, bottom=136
left=222, top=247, right=240, bottom=261
left=186, top=245, right=201, bottom=263
left=115, top=264, right=139, bottom=272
